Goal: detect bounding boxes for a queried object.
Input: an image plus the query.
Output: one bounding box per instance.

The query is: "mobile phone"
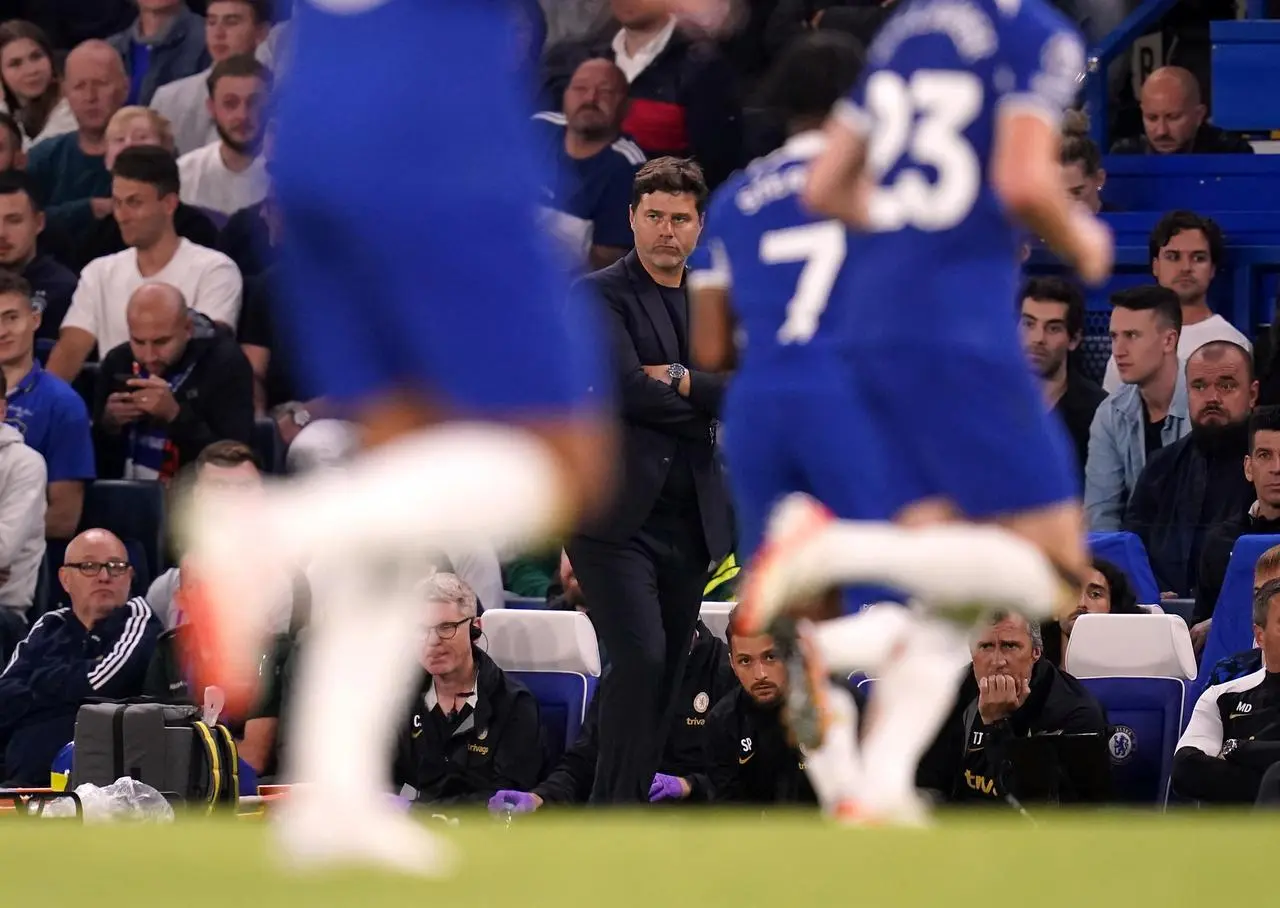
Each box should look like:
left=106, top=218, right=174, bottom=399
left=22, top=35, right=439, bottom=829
left=112, top=372, right=135, bottom=394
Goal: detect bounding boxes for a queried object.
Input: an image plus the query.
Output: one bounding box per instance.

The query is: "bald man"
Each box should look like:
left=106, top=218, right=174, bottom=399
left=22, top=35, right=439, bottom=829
left=26, top=40, right=130, bottom=237
left=0, top=528, right=160, bottom=786
left=533, top=57, right=644, bottom=269
left=93, top=280, right=254, bottom=481
left=1112, top=66, right=1253, bottom=155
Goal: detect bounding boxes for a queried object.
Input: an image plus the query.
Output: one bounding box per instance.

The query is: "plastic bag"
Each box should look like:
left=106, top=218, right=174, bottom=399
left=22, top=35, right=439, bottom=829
left=42, top=777, right=175, bottom=823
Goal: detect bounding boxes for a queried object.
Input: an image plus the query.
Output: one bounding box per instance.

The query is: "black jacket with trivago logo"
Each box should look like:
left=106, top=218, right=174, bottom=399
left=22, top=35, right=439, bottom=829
left=917, top=657, right=1106, bottom=804
left=689, top=686, right=815, bottom=805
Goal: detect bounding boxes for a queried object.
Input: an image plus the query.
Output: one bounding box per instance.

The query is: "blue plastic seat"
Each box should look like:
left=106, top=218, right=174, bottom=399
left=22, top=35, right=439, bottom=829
left=1088, top=531, right=1161, bottom=604
left=1079, top=676, right=1184, bottom=806
left=508, top=670, right=589, bottom=768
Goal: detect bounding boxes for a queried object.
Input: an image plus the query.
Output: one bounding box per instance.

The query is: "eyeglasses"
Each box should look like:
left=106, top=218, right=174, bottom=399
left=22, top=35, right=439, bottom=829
left=422, top=618, right=474, bottom=641
left=64, top=560, right=132, bottom=578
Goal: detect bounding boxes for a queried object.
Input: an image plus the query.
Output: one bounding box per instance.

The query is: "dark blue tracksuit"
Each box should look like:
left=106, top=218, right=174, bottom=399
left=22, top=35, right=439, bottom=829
left=0, top=597, right=161, bottom=785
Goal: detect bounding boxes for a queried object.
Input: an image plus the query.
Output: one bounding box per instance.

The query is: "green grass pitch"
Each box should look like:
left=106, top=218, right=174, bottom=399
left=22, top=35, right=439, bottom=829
left=2, top=809, right=1274, bottom=906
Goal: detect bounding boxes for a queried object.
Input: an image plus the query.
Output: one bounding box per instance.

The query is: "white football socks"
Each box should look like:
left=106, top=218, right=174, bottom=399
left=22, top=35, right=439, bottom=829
left=266, top=422, right=567, bottom=566
left=284, top=560, right=429, bottom=804
left=811, top=605, right=916, bottom=676
left=802, top=682, right=863, bottom=813
left=858, top=617, right=970, bottom=817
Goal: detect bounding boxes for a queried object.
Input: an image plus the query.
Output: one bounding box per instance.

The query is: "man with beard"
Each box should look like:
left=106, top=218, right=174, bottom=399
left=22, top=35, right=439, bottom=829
left=1019, top=277, right=1106, bottom=482
left=177, top=54, right=269, bottom=217
left=1124, top=341, right=1258, bottom=607
left=533, top=58, right=644, bottom=270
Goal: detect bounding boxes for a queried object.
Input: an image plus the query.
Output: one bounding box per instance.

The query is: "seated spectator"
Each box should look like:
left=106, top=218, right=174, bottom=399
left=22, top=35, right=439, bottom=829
left=1060, top=111, right=1113, bottom=214
left=544, top=0, right=743, bottom=188
left=216, top=115, right=276, bottom=279
left=1197, top=408, right=1280, bottom=634
left=177, top=55, right=270, bottom=218
left=0, top=272, right=95, bottom=540
left=392, top=573, right=542, bottom=805
left=487, top=618, right=734, bottom=813
left=0, top=113, right=26, bottom=174
left=47, top=145, right=242, bottom=382
left=685, top=611, right=820, bottom=805
left=92, top=282, right=253, bottom=481
left=1110, top=67, right=1253, bottom=156
left=0, top=21, right=78, bottom=150
left=151, top=0, right=272, bottom=156
left=1041, top=558, right=1142, bottom=668
left=72, top=106, right=219, bottom=270
left=0, top=366, right=47, bottom=660
left=1124, top=341, right=1257, bottom=601
left=1203, top=544, right=1280, bottom=688
left=1018, top=276, right=1106, bottom=482
left=0, top=528, right=161, bottom=786
left=107, top=0, right=209, bottom=106
left=1173, top=579, right=1280, bottom=804
left=533, top=58, right=643, bottom=270
left=0, top=172, right=77, bottom=339
left=26, top=41, right=128, bottom=239
left=1085, top=286, right=1189, bottom=530
left=917, top=612, right=1108, bottom=805
left=1103, top=212, right=1250, bottom=393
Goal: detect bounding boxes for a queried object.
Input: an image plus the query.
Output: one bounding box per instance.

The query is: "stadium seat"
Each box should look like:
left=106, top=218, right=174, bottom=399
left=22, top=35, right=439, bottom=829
left=508, top=670, right=589, bottom=767
left=1065, top=614, right=1197, bottom=680
left=78, top=480, right=167, bottom=581
left=1087, top=532, right=1161, bottom=604
left=1195, top=533, right=1280, bottom=702
left=699, top=602, right=733, bottom=642
left=71, top=363, right=98, bottom=411
left=481, top=609, right=601, bottom=676
left=251, top=418, right=284, bottom=474
left=502, top=595, right=546, bottom=610
left=1079, top=676, right=1184, bottom=806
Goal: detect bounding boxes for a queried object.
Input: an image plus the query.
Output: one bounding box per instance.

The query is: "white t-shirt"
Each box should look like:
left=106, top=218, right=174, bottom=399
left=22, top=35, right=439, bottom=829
left=177, top=142, right=269, bottom=216
left=150, top=69, right=217, bottom=156
left=1102, top=313, right=1252, bottom=393
left=64, top=238, right=243, bottom=353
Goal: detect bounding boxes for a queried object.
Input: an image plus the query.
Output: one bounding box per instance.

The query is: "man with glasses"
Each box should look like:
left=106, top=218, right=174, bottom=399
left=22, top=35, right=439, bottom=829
left=392, top=573, right=541, bottom=806
left=0, top=528, right=160, bottom=785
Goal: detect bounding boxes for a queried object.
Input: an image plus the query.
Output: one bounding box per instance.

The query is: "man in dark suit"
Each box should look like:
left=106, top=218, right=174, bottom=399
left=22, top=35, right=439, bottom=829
left=571, top=156, right=732, bottom=803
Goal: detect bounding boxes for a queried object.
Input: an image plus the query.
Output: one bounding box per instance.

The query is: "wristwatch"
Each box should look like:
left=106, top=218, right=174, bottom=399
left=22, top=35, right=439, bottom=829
left=1221, top=738, right=1239, bottom=758
left=667, top=363, right=688, bottom=389
left=285, top=404, right=312, bottom=429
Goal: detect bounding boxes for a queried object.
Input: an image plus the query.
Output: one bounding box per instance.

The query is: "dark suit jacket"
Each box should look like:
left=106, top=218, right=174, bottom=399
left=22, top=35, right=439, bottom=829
left=577, top=250, right=732, bottom=559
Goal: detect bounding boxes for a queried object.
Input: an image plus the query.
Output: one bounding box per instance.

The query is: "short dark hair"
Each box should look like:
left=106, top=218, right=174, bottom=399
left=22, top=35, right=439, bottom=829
left=1248, top=405, right=1280, bottom=452
left=196, top=439, right=261, bottom=471
left=1109, top=284, right=1183, bottom=334
left=207, top=54, right=272, bottom=98
left=0, top=270, right=33, bottom=303
left=1188, top=339, right=1253, bottom=382
left=0, top=170, right=42, bottom=212
left=758, top=32, right=865, bottom=124
left=1019, top=276, right=1086, bottom=339
left=1149, top=210, right=1225, bottom=266
left=1252, top=577, right=1280, bottom=627
left=1091, top=558, right=1141, bottom=615
left=112, top=145, right=181, bottom=198
left=209, top=0, right=272, bottom=23
left=631, top=157, right=708, bottom=214
left=0, top=111, right=21, bottom=154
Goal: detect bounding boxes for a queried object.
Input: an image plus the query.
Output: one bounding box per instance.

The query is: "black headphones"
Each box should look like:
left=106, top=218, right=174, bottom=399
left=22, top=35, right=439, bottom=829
left=470, top=619, right=482, bottom=643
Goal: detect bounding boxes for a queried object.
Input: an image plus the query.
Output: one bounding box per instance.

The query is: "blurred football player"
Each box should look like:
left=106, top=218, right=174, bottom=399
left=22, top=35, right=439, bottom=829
left=731, top=0, right=1113, bottom=823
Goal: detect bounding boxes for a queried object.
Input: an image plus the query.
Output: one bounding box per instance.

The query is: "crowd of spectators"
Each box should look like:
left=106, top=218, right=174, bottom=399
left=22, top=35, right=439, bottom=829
left=0, top=0, right=1271, bottom=811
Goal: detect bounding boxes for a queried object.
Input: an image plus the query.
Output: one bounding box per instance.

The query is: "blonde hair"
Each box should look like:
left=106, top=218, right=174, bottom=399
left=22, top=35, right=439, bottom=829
left=1254, top=544, right=1280, bottom=586
left=106, top=106, right=175, bottom=153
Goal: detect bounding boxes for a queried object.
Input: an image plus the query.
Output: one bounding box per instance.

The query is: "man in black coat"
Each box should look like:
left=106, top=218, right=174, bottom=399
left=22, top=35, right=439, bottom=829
left=570, top=156, right=732, bottom=803
left=91, top=282, right=254, bottom=480
left=917, top=613, right=1108, bottom=806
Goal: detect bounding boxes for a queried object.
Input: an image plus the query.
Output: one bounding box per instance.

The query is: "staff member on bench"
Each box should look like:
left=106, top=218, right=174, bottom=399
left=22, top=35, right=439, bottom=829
left=0, top=528, right=161, bottom=785
left=392, top=573, right=541, bottom=805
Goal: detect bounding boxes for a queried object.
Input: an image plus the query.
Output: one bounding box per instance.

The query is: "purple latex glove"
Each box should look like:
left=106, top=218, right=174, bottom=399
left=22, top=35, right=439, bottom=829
left=488, top=790, right=540, bottom=814
left=648, top=773, right=688, bottom=802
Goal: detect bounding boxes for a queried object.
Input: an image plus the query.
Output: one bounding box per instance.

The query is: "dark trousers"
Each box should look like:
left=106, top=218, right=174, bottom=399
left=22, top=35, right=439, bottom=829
left=568, top=507, right=710, bottom=803
left=1256, top=761, right=1280, bottom=807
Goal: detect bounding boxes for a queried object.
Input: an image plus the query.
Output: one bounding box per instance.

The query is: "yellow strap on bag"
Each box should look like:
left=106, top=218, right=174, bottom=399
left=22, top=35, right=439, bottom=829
left=191, top=721, right=222, bottom=812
